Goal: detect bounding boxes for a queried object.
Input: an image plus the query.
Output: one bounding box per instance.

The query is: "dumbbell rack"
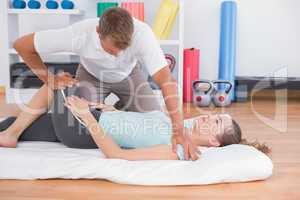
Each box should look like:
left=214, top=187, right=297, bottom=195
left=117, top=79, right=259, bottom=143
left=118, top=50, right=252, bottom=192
left=0, top=0, right=185, bottom=109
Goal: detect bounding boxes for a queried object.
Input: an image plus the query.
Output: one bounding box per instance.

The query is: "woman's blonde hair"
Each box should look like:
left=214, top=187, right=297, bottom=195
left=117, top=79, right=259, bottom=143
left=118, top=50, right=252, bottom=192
left=218, top=120, right=271, bottom=154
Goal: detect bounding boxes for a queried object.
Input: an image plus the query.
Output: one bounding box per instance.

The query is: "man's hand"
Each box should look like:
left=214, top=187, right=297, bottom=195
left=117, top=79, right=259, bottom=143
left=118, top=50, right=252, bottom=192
left=47, top=72, right=78, bottom=90
left=172, top=128, right=199, bottom=161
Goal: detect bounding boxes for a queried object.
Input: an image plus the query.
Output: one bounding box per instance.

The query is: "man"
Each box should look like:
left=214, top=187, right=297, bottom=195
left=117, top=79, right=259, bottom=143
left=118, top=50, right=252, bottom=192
left=13, top=8, right=197, bottom=160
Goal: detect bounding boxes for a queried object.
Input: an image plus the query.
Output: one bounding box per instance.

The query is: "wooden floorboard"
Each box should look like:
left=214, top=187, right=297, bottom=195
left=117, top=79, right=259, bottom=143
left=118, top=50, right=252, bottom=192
left=0, top=93, right=299, bottom=200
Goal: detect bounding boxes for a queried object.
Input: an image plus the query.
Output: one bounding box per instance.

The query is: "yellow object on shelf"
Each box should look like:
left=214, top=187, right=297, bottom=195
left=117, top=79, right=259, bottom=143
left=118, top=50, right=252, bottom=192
left=0, top=86, right=5, bottom=95
left=152, top=0, right=179, bottom=40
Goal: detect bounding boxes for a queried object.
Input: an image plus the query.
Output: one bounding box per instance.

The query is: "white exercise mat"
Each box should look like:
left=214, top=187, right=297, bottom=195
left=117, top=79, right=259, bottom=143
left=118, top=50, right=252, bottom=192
left=0, top=142, right=273, bottom=186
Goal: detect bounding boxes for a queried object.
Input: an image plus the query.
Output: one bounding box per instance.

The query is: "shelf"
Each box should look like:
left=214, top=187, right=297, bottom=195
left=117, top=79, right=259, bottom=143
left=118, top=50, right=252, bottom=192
left=8, top=9, right=83, bottom=15
left=159, top=40, right=180, bottom=46
left=9, top=49, right=77, bottom=56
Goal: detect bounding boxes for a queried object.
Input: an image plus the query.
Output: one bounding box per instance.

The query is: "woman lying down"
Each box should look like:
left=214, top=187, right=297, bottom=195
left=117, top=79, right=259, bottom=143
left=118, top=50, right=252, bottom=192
left=0, top=84, right=270, bottom=161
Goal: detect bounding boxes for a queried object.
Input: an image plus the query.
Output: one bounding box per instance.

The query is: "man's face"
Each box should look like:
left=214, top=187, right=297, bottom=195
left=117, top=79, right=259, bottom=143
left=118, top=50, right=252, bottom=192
left=97, top=26, right=122, bottom=56
left=100, top=37, right=122, bottom=57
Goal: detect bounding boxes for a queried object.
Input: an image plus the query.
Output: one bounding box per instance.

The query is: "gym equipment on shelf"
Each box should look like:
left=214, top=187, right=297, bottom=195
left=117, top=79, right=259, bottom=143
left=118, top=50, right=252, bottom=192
left=183, top=48, right=200, bottom=103
left=148, top=54, right=176, bottom=90
left=121, top=2, right=145, bottom=21
left=192, top=80, right=213, bottom=107
left=218, top=1, right=237, bottom=101
left=61, top=0, right=74, bottom=10
left=10, top=63, right=79, bottom=89
left=46, top=0, right=59, bottom=9
left=28, top=0, right=41, bottom=9
left=97, top=2, right=119, bottom=17
left=212, top=80, right=233, bottom=107
left=12, top=0, right=26, bottom=9
left=152, top=0, right=179, bottom=39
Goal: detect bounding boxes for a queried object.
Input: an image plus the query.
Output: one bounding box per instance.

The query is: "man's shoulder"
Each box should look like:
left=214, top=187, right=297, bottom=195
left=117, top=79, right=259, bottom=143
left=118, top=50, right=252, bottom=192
left=132, top=18, right=154, bottom=45
left=133, top=18, right=151, bottom=32
left=71, top=18, right=99, bottom=32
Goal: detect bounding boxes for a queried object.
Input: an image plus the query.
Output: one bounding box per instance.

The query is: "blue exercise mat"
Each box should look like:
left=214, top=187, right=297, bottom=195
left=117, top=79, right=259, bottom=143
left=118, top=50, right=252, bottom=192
left=218, top=1, right=237, bottom=101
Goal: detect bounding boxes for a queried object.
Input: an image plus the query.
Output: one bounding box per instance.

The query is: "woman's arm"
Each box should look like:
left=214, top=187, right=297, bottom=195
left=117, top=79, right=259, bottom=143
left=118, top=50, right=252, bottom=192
left=83, top=114, right=178, bottom=160
left=66, top=96, right=179, bottom=161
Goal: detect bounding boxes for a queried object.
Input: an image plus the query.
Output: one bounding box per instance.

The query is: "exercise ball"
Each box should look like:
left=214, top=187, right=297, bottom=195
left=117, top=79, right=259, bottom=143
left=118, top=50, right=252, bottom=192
left=12, top=0, right=26, bottom=9
left=28, top=0, right=41, bottom=9
left=46, top=0, right=59, bottom=9
left=61, top=0, right=74, bottom=9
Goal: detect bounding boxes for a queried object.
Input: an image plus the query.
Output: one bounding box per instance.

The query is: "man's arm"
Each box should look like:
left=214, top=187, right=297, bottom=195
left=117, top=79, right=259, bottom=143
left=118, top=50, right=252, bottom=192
left=152, top=66, right=198, bottom=160
left=14, top=34, right=49, bottom=83
left=13, top=33, right=77, bottom=89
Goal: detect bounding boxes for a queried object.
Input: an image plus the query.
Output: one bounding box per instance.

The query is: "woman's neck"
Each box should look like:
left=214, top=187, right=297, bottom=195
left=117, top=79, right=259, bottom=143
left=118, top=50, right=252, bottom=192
left=187, top=128, right=207, bottom=146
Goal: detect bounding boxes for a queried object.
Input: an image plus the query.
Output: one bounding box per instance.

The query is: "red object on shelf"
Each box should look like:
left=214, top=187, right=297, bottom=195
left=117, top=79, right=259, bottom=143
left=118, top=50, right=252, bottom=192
left=138, top=2, right=144, bottom=21
left=121, top=2, right=145, bottom=21
left=183, top=48, right=200, bottom=103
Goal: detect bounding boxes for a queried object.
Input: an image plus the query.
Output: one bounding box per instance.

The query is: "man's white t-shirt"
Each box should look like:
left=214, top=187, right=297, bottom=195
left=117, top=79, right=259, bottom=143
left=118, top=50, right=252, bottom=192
left=34, top=18, right=168, bottom=83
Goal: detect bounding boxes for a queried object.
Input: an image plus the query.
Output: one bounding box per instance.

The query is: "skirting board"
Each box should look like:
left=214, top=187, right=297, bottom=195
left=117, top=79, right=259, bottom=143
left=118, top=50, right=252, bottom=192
left=235, top=76, right=300, bottom=102
left=236, top=76, right=300, bottom=90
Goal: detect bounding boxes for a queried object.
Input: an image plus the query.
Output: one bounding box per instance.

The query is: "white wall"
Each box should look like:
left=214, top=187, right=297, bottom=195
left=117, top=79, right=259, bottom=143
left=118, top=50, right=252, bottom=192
left=184, top=0, right=300, bottom=79
left=1, top=0, right=299, bottom=87
left=0, top=1, right=9, bottom=88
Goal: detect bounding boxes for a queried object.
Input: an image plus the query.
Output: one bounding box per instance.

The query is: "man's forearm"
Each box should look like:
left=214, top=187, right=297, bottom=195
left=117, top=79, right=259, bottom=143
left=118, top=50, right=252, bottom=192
left=160, top=78, right=184, bottom=134
left=14, top=33, right=50, bottom=82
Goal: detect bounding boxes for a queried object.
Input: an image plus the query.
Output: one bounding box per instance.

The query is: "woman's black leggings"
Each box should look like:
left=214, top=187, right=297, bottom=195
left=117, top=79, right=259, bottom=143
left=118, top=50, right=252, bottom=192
left=0, top=87, right=101, bottom=149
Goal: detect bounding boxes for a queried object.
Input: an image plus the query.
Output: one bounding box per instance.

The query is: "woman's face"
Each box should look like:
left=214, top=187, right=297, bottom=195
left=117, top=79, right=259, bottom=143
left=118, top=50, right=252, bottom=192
left=194, top=114, right=232, bottom=136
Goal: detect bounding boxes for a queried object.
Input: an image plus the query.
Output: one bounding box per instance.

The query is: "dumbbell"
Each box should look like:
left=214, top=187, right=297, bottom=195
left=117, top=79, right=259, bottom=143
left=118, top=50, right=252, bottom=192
left=12, top=0, right=26, bottom=9
left=192, top=80, right=214, bottom=107
left=61, top=0, right=74, bottom=9
left=46, top=0, right=59, bottom=9
left=28, top=0, right=41, bottom=9
left=212, top=80, right=233, bottom=107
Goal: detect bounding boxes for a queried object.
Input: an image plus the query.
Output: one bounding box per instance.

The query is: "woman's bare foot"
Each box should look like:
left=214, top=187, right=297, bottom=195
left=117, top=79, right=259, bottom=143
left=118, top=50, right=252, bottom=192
left=0, top=131, right=18, bottom=148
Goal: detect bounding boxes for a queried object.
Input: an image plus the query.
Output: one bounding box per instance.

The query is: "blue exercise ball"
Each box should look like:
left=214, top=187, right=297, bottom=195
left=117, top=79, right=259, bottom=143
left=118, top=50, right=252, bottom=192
left=12, top=0, right=26, bottom=9
left=61, top=0, right=74, bottom=10
left=28, top=0, right=41, bottom=9
left=46, top=0, right=59, bottom=9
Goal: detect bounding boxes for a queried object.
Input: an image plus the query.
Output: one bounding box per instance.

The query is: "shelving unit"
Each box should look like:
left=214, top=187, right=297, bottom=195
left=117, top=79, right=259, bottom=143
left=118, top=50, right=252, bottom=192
left=0, top=0, right=184, bottom=107
left=8, top=8, right=83, bottom=15
left=9, top=49, right=77, bottom=56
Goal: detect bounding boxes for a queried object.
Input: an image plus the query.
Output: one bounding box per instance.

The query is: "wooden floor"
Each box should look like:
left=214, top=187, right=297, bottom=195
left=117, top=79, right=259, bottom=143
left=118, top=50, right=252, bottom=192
left=0, top=93, right=299, bottom=200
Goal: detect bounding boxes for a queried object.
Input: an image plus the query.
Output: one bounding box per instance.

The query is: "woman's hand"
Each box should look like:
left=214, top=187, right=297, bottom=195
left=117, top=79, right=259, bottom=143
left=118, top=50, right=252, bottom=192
left=89, top=102, right=118, bottom=112
left=64, top=96, right=92, bottom=119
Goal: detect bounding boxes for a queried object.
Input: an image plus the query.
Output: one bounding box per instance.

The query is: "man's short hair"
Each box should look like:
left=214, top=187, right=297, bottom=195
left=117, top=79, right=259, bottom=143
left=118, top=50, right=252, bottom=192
left=99, top=7, right=134, bottom=50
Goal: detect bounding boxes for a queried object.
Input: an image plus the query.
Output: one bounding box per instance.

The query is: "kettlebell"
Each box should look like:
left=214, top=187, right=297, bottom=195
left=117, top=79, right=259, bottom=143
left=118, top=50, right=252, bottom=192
left=46, top=0, right=59, bottom=9
left=212, top=80, right=233, bottom=107
left=12, top=0, right=26, bottom=9
left=28, top=0, right=41, bottom=9
left=61, top=0, right=74, bottom=9
left=192, top=80, right=213, bottom=107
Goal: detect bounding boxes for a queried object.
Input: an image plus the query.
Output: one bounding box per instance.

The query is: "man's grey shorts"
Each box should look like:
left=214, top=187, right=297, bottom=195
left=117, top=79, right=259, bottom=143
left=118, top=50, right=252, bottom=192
left=75, top=65, right=161, bottom=112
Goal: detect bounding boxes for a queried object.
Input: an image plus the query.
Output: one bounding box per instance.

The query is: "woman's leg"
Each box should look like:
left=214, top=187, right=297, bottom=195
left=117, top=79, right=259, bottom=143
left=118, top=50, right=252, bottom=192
left=0, top=114, right=58, bottom=142
left=0, top=85, right=53, bottom=147
left=0, top=104, right=21, bottom=118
